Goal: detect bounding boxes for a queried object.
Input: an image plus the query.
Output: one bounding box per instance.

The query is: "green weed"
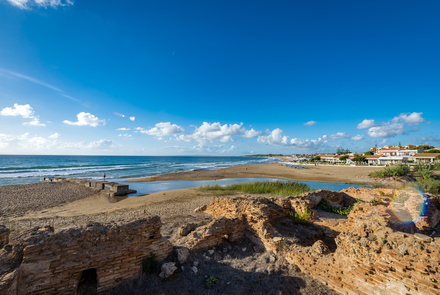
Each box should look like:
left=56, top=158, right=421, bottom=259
left=289, top=207, right=311, bottom=224
left=206, top=276, right=219, bottom=286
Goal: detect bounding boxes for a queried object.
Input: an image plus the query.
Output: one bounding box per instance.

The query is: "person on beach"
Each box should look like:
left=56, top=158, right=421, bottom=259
left=104, top=173, right=106, bottom=181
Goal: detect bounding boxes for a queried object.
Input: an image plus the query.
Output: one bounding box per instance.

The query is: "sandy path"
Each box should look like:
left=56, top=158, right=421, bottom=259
left=128, top=163, right=382, bottom=184
left=13, top=187, right=217, bottom=221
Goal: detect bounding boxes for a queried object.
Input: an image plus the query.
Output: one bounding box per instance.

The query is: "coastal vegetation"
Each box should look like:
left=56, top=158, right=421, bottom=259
left=318, top=198, right=357, bottom=216
left=289, top=208, right=311, bottom=224
left=369, top=164, right=410, bottom=178
left=369, top=163, right=440, bottom=194
left=199, top=180, right=313, bottom=197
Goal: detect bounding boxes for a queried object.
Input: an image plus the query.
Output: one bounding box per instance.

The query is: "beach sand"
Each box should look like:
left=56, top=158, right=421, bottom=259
left=2, top=163, right=383, bottom=222
left=128, top=162, right=382, bottom=184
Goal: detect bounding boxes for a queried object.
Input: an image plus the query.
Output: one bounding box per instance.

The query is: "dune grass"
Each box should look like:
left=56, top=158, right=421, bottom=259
left=200, top=180, right=314, bottom=197
left=369, top=164, right=410, bottom=178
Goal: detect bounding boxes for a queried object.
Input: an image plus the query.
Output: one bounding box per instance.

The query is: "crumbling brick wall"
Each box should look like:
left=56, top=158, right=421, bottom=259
left=0, top=216, right=172, bottom=295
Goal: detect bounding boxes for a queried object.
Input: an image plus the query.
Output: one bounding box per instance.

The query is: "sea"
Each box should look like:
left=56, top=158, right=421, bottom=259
left=0, top=155, right=364, bottom=194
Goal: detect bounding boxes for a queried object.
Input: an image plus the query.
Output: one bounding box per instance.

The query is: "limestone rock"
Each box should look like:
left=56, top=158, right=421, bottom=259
left=179, top=223, right=199, bottom=236
left=194, top=205, right=207, bottom=213
left=159, top=262, right=177, bottom=279
left=175, top=247, right=190, bottom=264
left=311, top=240, right=329, bottom=255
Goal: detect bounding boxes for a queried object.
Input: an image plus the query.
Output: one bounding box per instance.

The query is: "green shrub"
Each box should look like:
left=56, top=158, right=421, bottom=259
left=142, top=253, right=157, bottom=274
left=417, top=168, right=434, bottom=180
left=206, top=276, right=219, bottom=286
left=318, top=198, right=358, bottom=216
left=369, top=164, right=410, bottom=178
left=289, top=207, right=311, bottom=224
left=417, top=179, right=440, bottom=194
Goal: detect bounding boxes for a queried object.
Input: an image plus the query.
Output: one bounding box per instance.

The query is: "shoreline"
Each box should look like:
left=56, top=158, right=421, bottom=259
left=127, top=162, right=382, bottom=185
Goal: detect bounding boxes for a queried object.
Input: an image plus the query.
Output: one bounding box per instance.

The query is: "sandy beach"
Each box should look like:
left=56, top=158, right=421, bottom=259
left=0, top=163, right=382, bottom=224
left=128, top=162, right=382, bottom=184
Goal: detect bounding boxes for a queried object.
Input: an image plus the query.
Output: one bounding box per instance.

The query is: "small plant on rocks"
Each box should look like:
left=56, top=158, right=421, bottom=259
left=289, top=208, right=311, bottom=224
left=206, top=276, right=219, bottom=286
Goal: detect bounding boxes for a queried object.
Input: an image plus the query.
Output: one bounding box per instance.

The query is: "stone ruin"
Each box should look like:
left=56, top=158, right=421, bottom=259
left=1, top=186, right=440, bottom=294
left=42, top=177, right=137, bottom=197
left=0, top=217, right=172, bottom=294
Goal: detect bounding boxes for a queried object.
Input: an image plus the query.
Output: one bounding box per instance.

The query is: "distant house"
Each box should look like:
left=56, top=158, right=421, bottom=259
left=413, top=153, right=440, bottom=163
left=365, top=155, right=380, bottom=165
left=404, top=144, right=416, bottom=150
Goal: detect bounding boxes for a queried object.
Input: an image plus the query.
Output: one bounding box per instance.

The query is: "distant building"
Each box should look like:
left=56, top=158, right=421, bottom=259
left=413, top=153, right=440, bottom=163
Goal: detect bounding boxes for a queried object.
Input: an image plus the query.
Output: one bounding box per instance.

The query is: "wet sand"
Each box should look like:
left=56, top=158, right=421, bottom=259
left=128, top=163, right=382, bottom=184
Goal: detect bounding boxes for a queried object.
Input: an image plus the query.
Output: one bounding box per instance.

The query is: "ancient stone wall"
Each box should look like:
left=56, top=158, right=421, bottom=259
left=0, top=216, right=172, bottom=295
left=202, top=190, right=440, bottom=295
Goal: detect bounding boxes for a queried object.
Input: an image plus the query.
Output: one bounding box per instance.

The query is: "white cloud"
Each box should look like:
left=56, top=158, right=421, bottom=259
left=257, top=128, right=328, bottom=150
left=117, top=127, right=130, bottom=131
left=87, top=139, right=114, bottom=149
left=177, top=122, right=260, bottom=144
left=367, top=122, right=406, bottom=138
left=140, top=122, right=184, bottom=137
left=392, top=112, right=425, bottom=125
left=329, top=132, right=351, bottom=140
left=351, top=134, right=364, bottom=141
left=1, top=103, right=33, bottom=118
left=6, top=0, right=73, bottom=9
left=357, top=119, right=376, bottom=129
left=63, top=112, right=105, bottom=127
left=304, top=121, right=317, bottom=126
left=24, top=117, right=45, bottom=126
left=361, top=112, right=425, bottom=138
left=49, top=133, right=60, bottom=139
left=1, top=103, right=45, bottom=126
left=222, top=145, right=238, bottom=153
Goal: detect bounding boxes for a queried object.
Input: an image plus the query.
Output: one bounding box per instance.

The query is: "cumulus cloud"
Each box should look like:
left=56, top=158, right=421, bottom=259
left=116, top=127, right=130, bottom=131
left=1, top=103, right=33, bottom=118
left=357, top=119, right=376, bottom=129
left=63, top=112, right=105, bottom=127
left=49, top=133, right=60, bottom=139
left=392, top=112, right=425, bottom=125
left=329, top=132, right=351, bottom=140
left=304, top=121, right=317, bottom=126
left=140, top=122, right=184, bottom=137
left=351, top=134, right=364, bottom=141
left=257, top=128, right=328, bottom=150
left=1, top=103, right=45, bottom=126
left=177, top=122, right=260, bottom=144
left=6, top=0, right=73, bottom=9
left=367, top=122, right=406, bottom=138
left=361, top=112, right=426, bottom=138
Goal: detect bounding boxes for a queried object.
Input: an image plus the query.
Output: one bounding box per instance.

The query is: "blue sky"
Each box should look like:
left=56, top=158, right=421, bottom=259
left=0, top=0, right=439, bottom=155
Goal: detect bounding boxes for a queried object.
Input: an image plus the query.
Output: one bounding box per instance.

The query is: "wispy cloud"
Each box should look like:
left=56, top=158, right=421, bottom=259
left=0, top=68, right=62, bottom=91
left=0, top=68, right=84, bottom=105
left=329, top=132, right=351, bottom=140
left=6, top=0, right=73, bottom=10
left=304, top=121, right=317, bottom=126
left=351, top=134, right=364, bottom=141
